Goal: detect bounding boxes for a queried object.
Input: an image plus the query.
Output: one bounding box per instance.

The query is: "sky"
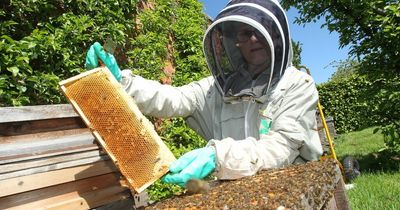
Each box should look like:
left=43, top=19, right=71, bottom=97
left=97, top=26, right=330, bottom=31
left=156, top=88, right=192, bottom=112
left=198, top=0, right=350, bottom=84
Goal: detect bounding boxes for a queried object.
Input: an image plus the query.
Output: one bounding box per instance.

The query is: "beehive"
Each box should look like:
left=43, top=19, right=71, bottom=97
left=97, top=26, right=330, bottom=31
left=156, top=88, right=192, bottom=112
left=59, top=67, right=176, bottom=193
left=148, top=159, right=346, bottom=209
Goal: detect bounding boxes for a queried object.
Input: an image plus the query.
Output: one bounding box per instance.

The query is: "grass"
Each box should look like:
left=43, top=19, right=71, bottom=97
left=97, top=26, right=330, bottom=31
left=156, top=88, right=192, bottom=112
left=346, top=172, right=400, bottom=210
left=335, top=127, right=384, bottom=158
left=334, top=127, right=400, bottom=210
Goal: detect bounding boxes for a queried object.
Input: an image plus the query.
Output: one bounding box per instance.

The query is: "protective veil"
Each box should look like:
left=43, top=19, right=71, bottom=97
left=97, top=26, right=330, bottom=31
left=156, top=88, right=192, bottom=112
left=203, top=0, right=292, bottom=101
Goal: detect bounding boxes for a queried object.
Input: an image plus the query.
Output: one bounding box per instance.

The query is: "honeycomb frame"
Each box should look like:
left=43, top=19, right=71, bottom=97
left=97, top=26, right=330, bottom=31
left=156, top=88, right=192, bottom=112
left=59, top=67, right=176, bottom=193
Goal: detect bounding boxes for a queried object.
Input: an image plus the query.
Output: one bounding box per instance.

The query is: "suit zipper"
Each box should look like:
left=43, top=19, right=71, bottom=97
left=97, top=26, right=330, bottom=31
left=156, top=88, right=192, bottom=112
left=244, top=97, right=256, bottom=138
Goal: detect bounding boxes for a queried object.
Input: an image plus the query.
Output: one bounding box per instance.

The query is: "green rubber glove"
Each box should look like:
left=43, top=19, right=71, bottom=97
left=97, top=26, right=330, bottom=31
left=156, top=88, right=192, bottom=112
left=85, top=42, right=122, bottom=81
left=162, top=147, right=216, bottom=187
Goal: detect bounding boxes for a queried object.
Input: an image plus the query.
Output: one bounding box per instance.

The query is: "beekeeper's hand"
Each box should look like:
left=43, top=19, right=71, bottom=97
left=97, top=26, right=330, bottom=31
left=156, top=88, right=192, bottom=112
left=85, top=42, right=122, bottom=81
left=162, top=147, right=216, bottom=187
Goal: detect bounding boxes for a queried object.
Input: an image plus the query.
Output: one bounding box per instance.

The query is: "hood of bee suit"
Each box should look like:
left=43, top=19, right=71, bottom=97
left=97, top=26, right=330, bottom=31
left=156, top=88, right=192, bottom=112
left=203, top=0, right=293, bottom=102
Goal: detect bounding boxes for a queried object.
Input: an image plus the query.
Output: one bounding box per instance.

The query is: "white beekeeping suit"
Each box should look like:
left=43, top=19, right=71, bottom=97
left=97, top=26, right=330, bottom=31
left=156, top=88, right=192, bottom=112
left=121, top=0, right=322, bottom=180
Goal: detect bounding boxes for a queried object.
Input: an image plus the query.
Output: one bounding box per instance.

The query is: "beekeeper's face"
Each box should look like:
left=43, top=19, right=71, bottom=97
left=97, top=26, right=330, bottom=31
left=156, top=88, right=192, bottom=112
left=236, top=24, right=271, bottom=69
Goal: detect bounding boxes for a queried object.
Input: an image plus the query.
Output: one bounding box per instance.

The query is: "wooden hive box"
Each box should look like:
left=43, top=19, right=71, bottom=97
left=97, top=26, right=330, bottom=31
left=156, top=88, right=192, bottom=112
left=147, top=159, right=350, bottom=210
left=0, top=104, right=134, bottom=209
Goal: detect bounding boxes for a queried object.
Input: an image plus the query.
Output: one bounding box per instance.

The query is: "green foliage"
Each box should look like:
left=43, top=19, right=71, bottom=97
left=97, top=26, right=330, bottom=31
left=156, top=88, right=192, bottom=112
left=128, top=0, right=209, bottom=85
left=328, top=59, right=359, bottom=82
left=1, top=0, right=210, bottom=201
left=318, top=75, right=375, bottom=133
left=147, top=117, right=208, bottom=201
left=318, top=72, right=400, bottom=154
left=291, top=40, right=302, bottom=68
left=147, top=180, right=184, bottom=202
left=160, top=118, right=208, bottom=156
left=0, top=0, right=136, bottom=106
left=171, top=1, right=209, bottom=85
left=281, top=0, right=400, bottom=72
left=124, top=1, right=209, bottom=199
left=282, top=0, right=400, bottom=154
left=379, top=116, right=400, bottom=155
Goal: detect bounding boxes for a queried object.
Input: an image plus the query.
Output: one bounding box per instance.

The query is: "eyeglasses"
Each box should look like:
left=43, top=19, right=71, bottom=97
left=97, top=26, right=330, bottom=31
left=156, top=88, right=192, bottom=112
left=236, top=30, right=264, bottom=43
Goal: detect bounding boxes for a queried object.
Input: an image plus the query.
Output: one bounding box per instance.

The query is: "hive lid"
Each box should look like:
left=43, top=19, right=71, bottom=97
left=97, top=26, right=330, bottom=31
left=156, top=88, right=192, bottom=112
left=59, top=67, right=176, bottom=193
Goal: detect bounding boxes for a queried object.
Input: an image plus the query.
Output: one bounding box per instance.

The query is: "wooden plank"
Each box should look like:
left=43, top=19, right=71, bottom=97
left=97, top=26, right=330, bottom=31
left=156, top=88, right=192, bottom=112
left=325, top=196, right=338, bottom=210
left=0, top=128, right=95, bottom=158
left=0, top=117, right=86, bottom=136
left=0, top=104, right=78, bottom=123
left=0, top=160, right=117, bottom=197
left=0, top=150, right=104, bottom=174
left=0, top=173, right=122, bottom=209
left=0, top=128, right=91, bottom=146
left=95, top=198, right=134, bottom=210
left=0, top=144, right=99, bottom=165
left=58, top=68, right=100, bottom=86
left=333, top=176, right=350, bottom=210
left=2, top=186, right=130, bottom=210
left=44, top=186, right=130, bottom=210
left=0, top=155, right=110, bottom=180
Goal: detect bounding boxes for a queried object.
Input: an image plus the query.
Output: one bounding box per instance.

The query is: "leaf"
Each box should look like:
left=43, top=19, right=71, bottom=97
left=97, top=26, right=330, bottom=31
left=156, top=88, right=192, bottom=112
left=7, top=66, right=19, bottom=77
left=1, top=35, right=14, bottom=43
left=17, top=85, right=27, bottom=92
left=373, top=127, right=380, bottom=134
left=28, top=42, right=37, bottom=49
left=2, top=20, right=18, bottom=27
left=17, top=56, right=29, bottom=63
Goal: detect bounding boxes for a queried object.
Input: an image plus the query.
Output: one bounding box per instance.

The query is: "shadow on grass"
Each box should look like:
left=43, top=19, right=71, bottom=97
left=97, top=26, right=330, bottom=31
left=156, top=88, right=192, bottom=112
left=340, top=150, right=400, bottom=173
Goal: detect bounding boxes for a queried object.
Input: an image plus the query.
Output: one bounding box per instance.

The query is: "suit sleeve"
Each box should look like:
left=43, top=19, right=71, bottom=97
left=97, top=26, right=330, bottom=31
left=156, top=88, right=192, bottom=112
left=207, top=72, right=322, bottom=180
left=120, top=70, right=209, bottom=118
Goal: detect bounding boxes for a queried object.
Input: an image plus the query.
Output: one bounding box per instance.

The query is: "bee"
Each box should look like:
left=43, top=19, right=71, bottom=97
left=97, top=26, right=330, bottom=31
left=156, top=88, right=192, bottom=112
left=185, top=179, right=211, bottom=195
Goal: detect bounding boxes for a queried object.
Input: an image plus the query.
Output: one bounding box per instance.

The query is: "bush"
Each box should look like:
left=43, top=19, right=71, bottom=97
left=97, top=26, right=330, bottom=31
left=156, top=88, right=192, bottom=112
left=318, top=72, right=400, bottom=154
left=0, top=0, right=135, bottom=106
left=1, top=0, right=209, bottom=201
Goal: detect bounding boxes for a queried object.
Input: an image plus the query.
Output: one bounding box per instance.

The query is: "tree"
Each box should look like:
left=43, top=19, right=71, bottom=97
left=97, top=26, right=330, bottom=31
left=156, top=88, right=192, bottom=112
left=291, top=40, right=302, bottom=68
left=328, top=58, right=360, bottom=82
left=281, top=0, right=400, bottom=154
left=281, top=0, right=400, bottom=73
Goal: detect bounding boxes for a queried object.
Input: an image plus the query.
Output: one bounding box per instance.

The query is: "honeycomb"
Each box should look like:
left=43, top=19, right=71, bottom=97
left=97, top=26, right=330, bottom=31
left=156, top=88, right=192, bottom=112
left=59, top=67, right=176, bottom=193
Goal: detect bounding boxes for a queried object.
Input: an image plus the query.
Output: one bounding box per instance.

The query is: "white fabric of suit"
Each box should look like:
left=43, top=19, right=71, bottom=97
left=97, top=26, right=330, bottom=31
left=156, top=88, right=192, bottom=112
left=120, top=67, right=322, bottom=180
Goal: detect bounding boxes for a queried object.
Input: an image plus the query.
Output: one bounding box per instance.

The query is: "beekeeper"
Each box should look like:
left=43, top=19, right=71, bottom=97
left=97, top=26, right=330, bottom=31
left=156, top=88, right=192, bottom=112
left=85, top=0, right=323, bottom=187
